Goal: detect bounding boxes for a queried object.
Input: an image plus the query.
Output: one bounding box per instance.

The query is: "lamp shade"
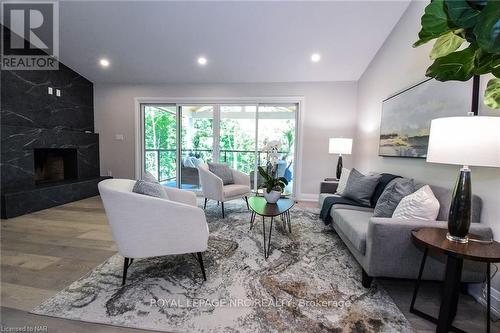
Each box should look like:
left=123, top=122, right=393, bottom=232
left=329, top=138, right=352, bottom=155
left=426, top=116, right=500, bottom=167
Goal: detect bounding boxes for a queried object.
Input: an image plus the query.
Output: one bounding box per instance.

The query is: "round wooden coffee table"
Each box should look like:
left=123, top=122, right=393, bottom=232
left=410, top=228, right=500, bottom=333
left=247, top=196, right=294, bottom=259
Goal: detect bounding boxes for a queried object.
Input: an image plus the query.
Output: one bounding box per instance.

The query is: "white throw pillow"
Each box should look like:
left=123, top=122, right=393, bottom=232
left=336, top=168, right=351, bottom=195
left=392, top=185, right=440, bottom=221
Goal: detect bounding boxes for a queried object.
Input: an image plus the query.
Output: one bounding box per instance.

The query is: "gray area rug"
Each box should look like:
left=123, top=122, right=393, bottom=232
left=32, top=199, right=414, bottom=332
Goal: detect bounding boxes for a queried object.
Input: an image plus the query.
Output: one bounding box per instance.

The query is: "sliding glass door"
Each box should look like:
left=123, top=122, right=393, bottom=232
left=219, top=105, right=257, bottom=175
left=141, top=102, right=297, bottom=194
left=257, top=105, right=296, bottom=193
left=142, top=104, right=177, bottom=186
left=180, top=105, right=214, bottom=190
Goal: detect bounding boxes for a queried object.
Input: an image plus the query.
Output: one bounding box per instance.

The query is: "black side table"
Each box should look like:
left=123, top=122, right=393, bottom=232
left=411, top=228, right=500, bottom=333
left=320, top=178, right=339, bottom=194
left=247, top=196, right=294, bottom=259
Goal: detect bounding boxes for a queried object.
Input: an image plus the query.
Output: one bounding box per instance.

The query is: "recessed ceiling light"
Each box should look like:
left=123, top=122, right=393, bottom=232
left=311, top=53, right=321, bottom=63
left=99, top=58, right=110, bottom=68
left=197, top=56, right=207, bottom=66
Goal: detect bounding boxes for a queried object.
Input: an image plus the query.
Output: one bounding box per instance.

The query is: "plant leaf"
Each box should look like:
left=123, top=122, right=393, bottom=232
left=278, top=177, right=289, bottom=185
left=430, top=31, right=465, bottom=59
left=266, top=185, right=272, bottom=194
left=445, top=0, right=481, bottom=29
left=492, top=55, right=500, bottom=77
left=473, top=50, right=500, bottom=75
left=414, top=0, right=452, bottom=47
left=258, top=166, right=270, bottom=181
left=484, top=78, right=500, bottom=109
left=493, top=65, right=500, bottom=78
left=473, top=0, right=500, bottom=53
left=426, top=44, right=477, bottom=81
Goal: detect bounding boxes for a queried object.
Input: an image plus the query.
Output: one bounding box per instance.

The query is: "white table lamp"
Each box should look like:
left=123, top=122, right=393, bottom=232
left=329, top=138, right=353, bottom=179
left=427, top=116, right=500, bottom=243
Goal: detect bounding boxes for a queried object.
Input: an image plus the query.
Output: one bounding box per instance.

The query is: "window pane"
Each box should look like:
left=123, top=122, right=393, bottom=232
left=219, top=105, right=256, bottom=176
left=257, top=105, right=296, bottom=193
left=143, top=105, right=177, bottom=185
left=181, top=105, right=214, bottom=190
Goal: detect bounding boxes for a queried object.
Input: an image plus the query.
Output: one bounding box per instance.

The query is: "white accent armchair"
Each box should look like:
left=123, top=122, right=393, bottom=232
left=198, top=164, right=251, bottom=218
left=98, top=178, right=209, bottom=285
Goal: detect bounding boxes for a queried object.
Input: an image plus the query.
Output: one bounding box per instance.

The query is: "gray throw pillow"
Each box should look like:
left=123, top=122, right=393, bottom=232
left=342, top=168, right=381, bottom=206
left=373, top=178, right=416, bottom=217
left=208, top=162, right=234, bottom=185
left=133, top=180, right=168, bottom=199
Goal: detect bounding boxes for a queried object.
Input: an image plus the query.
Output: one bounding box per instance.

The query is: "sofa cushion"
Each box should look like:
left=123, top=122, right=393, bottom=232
left=342, top=169, right=381, bottom=206
left=223, top=184, right=249, bottom=198
left=331, top=209, right=373, bottom=254
left=208, top=162, right=234, bottom=185
left=332, top=204, right=374, bottom=213
left=319, top=194, right=368, bottom=225
left=373, top=178, right=415, bottom=217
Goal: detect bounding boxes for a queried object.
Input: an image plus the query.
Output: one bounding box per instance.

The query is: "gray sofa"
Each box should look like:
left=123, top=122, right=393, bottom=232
left=319, top=182, right=493, bottom=288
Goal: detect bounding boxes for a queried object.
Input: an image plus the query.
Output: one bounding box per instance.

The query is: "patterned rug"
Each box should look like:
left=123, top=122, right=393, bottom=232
left=32, top=199, right=413, bottom=332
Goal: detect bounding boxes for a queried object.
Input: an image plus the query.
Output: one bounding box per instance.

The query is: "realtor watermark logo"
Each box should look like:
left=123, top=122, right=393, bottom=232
left=1, top=0, right=59, bottom=70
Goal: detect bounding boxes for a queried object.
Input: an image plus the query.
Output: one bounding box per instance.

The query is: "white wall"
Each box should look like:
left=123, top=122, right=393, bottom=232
left=94, top=82, right=358, bottom=199
left=354, top=0, right=500, bottom=307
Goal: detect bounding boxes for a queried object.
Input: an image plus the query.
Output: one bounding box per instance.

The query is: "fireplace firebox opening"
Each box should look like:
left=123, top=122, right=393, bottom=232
left=34, top=148, right=78, bottom=184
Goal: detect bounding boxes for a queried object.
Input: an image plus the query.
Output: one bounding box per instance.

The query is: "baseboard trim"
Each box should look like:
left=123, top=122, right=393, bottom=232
left=296, top=193, right=319, bottom=202
left=469, top=283, right=500, bottom=320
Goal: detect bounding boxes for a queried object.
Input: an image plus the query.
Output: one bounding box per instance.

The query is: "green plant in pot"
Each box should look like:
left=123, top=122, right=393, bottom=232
left=414, top=0, right=500, bottom=109
left=258, top=166, right=288, bottom=204
left=259, top=140, right=289, bottom=204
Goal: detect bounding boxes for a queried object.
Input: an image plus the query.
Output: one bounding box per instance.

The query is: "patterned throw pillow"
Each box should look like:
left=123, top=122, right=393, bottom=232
left=132, top=180, right=168, bottom=199
left=392, top=185, right=440, bottom=221
left=336, top=168, right=350, bottom=195
left=208, top=162, right=234, bottom=185
left=341, top=168, right=381, bottom=206
left=373, top=178, right=416, bottom=217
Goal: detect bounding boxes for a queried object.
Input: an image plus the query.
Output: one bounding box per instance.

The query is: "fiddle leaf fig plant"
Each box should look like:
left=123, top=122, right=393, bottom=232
left=414, top=0, right=500, bottom=109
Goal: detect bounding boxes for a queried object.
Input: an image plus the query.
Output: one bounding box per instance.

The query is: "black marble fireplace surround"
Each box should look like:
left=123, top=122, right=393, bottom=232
left=1, top=61, right=107, bottom=218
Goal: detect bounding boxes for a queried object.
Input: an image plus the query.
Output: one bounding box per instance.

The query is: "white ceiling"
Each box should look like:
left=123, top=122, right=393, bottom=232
left=57, top=1, right=410, bottom=84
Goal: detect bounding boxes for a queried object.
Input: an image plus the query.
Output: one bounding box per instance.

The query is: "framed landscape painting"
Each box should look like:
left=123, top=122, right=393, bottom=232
left=379, top=78, right=472, bottom=158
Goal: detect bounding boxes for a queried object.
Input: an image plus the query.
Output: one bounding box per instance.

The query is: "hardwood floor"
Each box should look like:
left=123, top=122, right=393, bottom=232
left=1, top=197, right=498, bottom=332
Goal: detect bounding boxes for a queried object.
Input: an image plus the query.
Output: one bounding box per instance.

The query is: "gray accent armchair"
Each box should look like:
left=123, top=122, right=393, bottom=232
left=197, top=164, right=251, bottom=218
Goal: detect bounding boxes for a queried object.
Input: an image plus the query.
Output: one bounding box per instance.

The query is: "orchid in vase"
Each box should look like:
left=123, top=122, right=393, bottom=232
left=258, top=140, right=289, bottom=204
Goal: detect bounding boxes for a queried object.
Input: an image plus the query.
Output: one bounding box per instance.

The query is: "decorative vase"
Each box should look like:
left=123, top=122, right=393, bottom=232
left=264, top=190, right=281, bottom=204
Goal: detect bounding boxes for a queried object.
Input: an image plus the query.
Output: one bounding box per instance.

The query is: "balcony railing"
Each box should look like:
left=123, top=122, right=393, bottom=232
left=144, top=148, right=291, bottom=182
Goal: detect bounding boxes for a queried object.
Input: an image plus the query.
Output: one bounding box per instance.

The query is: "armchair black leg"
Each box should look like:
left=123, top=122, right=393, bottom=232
left=221, top=202, right=225, bottom=218
left=122, top=257, right=132, bottom=286
left=244, top=196, right=249, bottom=210
left=204, top=198, right=207, bottom=209
left=361, top=269, right=372, bottom=288
left=196, top=252, right=207, bottom=281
